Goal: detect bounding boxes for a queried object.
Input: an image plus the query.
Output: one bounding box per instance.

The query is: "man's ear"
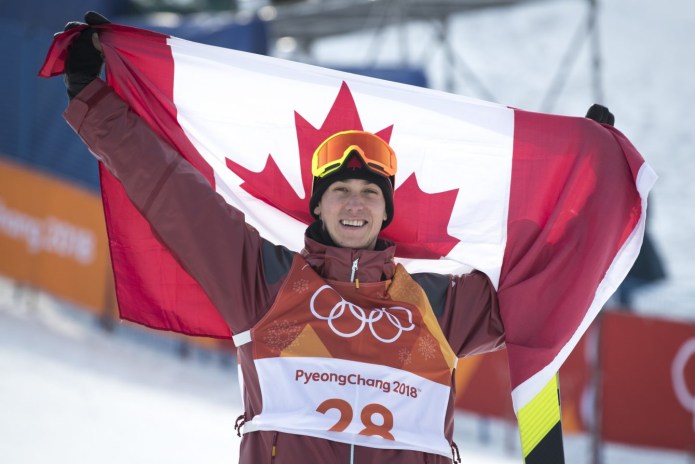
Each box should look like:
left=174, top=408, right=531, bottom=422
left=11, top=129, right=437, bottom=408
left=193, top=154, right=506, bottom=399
left=313, top=204, right=321, bottom=218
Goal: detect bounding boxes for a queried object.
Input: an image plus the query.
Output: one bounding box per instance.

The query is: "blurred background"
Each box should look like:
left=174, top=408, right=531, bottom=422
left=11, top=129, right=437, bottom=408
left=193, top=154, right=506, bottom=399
left=0, top=0, right=693, bottom=463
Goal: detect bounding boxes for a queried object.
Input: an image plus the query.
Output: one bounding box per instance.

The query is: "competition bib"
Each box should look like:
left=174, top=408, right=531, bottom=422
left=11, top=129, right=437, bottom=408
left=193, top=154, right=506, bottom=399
left=238, top=256, right=457, bottom=457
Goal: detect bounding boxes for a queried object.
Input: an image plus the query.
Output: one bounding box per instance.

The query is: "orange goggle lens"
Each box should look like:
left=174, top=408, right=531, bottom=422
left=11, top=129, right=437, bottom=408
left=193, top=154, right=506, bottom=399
left=311, top=130, right=397, bottom=179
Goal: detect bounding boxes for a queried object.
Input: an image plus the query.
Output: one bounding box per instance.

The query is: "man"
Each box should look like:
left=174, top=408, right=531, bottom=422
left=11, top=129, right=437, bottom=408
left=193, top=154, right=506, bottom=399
left=58, top=13, right=619, bottom=464
left=61, top=13, right=504, bottom=464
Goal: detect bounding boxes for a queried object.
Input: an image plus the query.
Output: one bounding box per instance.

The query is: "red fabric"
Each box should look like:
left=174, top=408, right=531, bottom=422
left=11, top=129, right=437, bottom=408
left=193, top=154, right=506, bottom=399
left=500, top=109, right=642, bottom=389
left=41, top=24, right=230, bottom=338
left=602, top=313, right=695, bottom=450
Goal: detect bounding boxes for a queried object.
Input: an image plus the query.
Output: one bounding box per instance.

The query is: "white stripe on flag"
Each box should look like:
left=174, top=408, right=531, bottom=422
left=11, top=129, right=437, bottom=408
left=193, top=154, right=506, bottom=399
left=169, top=36, right=514, bottom=286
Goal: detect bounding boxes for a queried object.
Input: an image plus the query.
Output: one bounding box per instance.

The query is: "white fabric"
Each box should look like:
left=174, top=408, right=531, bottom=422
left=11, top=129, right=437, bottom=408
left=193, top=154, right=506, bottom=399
left=168, top=37, right=514, bottom=288
left=246, top=356, right=452, bottom=457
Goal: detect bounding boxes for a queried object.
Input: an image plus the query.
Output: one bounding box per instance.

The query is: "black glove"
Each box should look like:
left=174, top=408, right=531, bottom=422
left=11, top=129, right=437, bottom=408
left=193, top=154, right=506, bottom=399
left=62, top=11, right=111, bottom=99
left=585, top=103, right=615, bottom=127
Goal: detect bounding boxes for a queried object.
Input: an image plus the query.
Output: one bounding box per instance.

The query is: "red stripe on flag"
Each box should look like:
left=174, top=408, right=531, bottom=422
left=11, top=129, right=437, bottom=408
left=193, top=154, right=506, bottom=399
left=98, top=27, right=230, bottom=338
left=40, top=25, right=231, bottom=338
left=500, top=109, right=642, bottom=390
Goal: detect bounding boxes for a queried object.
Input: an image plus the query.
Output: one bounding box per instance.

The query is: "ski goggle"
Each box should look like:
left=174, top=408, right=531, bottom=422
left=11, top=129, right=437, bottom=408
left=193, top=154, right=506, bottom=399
left=311, top=130, right=397, bottom=179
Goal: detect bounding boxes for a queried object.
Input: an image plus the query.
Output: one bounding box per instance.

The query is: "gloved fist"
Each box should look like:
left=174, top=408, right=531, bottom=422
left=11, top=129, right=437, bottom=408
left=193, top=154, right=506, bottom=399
left=585, top=103, right=615, bottom=127
left=62, top=11, right=111, bottom=99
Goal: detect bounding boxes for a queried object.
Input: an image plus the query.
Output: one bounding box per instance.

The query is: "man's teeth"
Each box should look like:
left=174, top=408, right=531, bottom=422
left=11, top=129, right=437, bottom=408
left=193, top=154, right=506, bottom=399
left=341, top=220, right=365, bottom=227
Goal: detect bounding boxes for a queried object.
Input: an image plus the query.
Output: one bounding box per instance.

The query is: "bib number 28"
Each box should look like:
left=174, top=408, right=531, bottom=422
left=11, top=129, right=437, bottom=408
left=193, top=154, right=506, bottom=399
left=316, top=398, right=395, bottom=440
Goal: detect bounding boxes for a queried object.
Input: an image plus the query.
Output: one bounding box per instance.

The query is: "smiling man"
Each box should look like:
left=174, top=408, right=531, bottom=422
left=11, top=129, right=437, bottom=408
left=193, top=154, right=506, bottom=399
left=58, top=15, right=505, bottom=464
left=44, top=8, right=649, bottom=462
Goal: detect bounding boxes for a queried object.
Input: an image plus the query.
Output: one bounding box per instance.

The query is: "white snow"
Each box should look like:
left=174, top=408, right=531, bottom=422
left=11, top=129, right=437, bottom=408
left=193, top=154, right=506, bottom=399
left=0, top=281, right=241, bottom=463
left=1, top=0, right=694, bottom=463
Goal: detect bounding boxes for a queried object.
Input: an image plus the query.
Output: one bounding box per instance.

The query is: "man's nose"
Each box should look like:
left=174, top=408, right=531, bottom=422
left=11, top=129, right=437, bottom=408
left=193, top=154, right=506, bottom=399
left=345, top=192, right=364, bottom=209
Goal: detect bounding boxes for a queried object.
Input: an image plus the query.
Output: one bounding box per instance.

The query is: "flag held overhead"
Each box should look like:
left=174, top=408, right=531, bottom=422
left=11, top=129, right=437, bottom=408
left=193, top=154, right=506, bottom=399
left=40, top=21, right=656, bottom=462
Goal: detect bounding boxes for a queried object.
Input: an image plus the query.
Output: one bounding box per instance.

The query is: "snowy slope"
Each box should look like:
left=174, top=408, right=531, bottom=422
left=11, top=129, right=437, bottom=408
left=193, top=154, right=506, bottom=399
left=0, top=282, right=241, bottom=463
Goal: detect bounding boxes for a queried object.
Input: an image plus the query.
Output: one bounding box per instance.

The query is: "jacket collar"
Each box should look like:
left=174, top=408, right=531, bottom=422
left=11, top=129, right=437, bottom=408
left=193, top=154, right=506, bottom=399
left=302, top=221, right=396, bottom=283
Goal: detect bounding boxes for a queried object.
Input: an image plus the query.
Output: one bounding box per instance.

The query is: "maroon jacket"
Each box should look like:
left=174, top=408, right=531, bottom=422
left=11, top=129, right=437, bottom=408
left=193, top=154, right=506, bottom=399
left=65, top=79, right=505, bottom=463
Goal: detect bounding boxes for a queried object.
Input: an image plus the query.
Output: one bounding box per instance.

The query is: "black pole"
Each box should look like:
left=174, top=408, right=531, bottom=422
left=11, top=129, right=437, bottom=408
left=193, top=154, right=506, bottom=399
left=590, top=311, right=605, bottom=464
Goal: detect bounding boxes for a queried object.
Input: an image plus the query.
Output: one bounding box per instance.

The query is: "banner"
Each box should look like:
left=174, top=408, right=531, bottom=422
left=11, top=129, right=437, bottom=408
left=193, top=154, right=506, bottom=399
left=0, top=156, right=110, bottom=312
left=455, top=312, right=695, bottom=452
left=602, top=313, right=695, bottom=451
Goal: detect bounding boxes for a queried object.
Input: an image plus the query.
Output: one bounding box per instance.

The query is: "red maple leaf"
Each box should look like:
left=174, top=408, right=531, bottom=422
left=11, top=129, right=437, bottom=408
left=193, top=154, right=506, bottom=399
left=226, top=82, right=460, bottom=259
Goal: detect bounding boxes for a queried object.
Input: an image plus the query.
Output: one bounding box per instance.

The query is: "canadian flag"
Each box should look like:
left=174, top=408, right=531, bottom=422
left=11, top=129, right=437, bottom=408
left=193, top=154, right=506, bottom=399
left=40, top=23, right=655, bottom=414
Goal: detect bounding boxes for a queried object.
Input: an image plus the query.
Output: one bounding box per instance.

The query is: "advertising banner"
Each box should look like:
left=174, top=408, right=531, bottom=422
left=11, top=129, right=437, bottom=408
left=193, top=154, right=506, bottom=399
left=0, top=156, right=110, bottom=312
left=601, top=312, right=695, bottom=451
left=454, top=312, right=695, bottom=452
left=0, top=156, right=234, bottom=352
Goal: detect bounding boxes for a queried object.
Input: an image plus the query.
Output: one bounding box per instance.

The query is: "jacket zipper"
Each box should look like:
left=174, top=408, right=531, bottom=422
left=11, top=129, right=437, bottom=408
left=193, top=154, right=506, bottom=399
left=350, top=258, right=359, bottom=288
left=350, top=259, right=359, bottom=463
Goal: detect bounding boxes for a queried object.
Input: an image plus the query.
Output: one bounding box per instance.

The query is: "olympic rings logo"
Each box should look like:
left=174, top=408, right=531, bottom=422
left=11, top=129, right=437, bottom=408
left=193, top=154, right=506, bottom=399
left=309, top=285, right=415, bottom=343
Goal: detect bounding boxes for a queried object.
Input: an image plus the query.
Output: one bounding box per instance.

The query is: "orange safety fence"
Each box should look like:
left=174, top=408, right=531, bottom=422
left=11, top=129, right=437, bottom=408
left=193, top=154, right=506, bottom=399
left=0, top=156, right=230, bottom=352
left=454, top=310, right=695, bottom=453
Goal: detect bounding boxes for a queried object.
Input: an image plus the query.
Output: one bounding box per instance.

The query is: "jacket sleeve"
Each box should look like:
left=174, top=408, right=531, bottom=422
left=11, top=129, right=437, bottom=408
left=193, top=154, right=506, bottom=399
left=64, top=79, right=275, bottom=334
left=417, top=270, right=504, bottom=358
